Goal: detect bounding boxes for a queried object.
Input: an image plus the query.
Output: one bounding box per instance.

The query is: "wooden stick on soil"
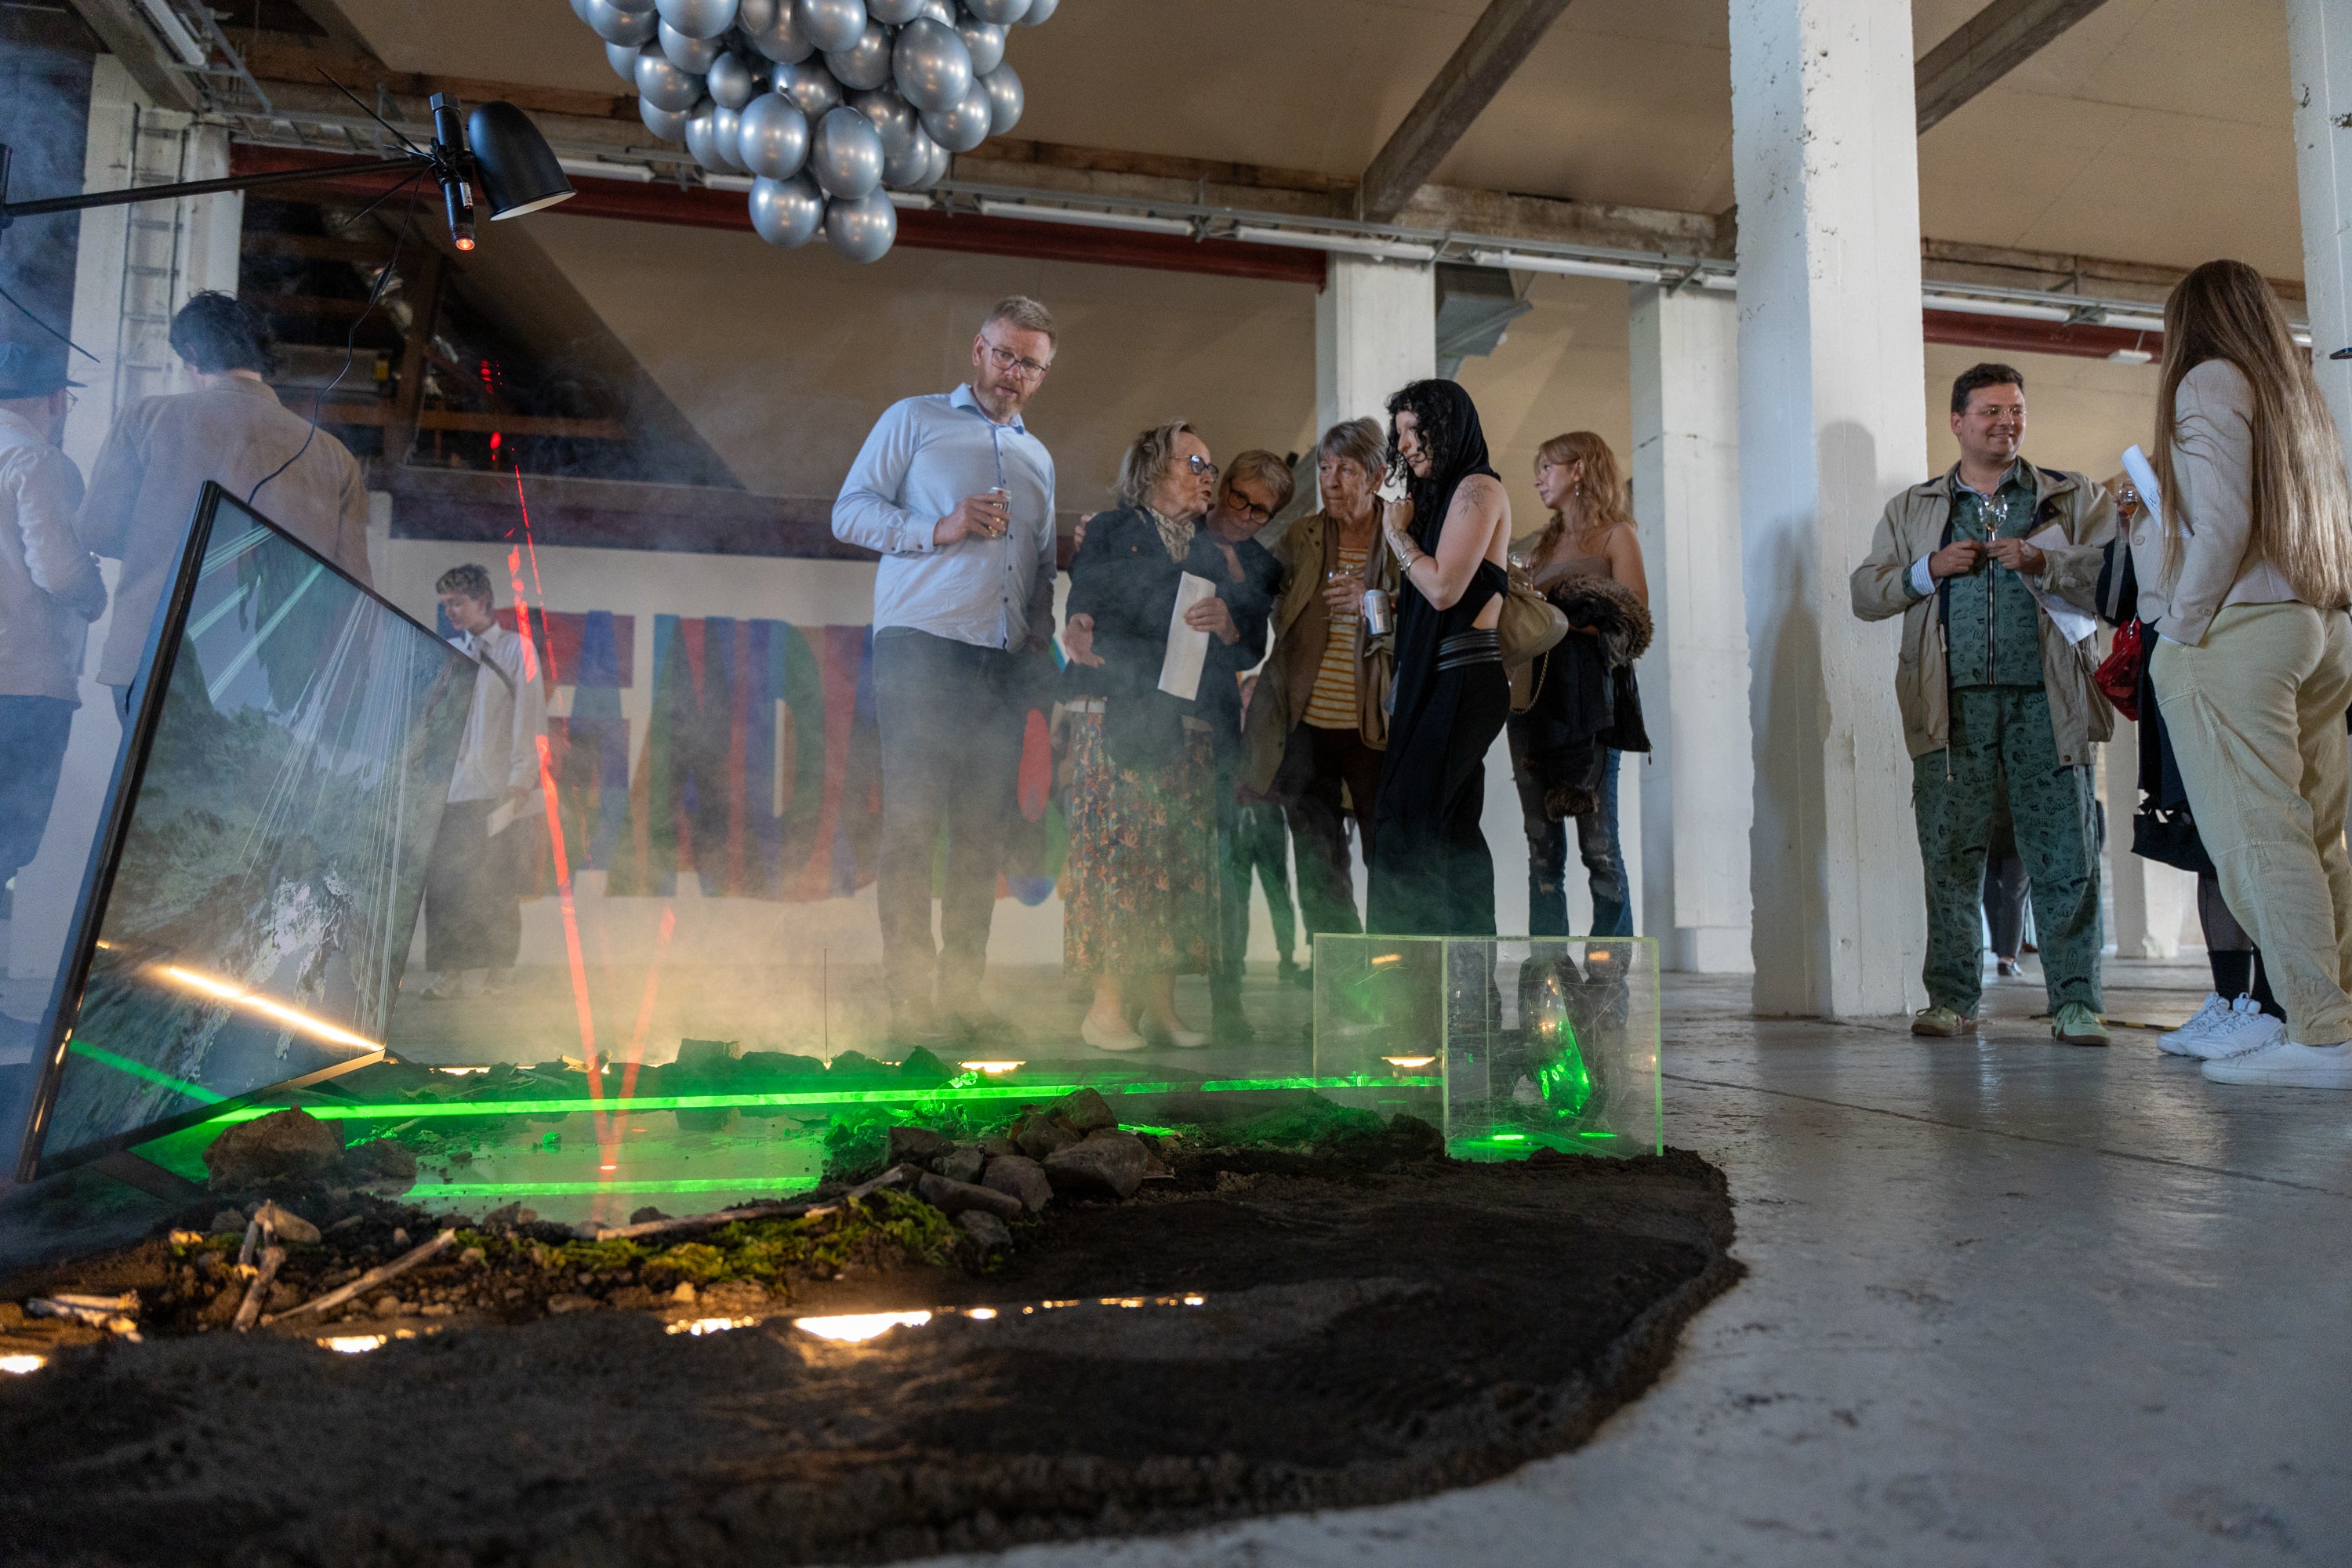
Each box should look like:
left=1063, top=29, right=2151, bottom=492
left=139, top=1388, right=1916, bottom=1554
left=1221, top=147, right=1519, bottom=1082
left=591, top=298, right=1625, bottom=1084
left=266, top=1229, right=455, bottom=1324
left=583, top=1164, right=910, bottom=1242
left=233, top=1246, right=285, bottom=1333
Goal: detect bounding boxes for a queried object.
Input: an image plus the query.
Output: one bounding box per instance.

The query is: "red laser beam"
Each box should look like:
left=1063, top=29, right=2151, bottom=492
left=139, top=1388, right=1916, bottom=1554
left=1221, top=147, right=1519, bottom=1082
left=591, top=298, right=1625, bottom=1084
left=535, top=731, right=597, bottom=1108
left=619, top=907, right=676, bottom=1109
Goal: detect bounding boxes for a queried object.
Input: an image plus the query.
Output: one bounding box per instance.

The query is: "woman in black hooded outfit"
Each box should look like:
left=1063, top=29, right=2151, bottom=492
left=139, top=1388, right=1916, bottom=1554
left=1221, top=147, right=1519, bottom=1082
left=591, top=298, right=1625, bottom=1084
left=1367, top=379, right=1516, bottom=935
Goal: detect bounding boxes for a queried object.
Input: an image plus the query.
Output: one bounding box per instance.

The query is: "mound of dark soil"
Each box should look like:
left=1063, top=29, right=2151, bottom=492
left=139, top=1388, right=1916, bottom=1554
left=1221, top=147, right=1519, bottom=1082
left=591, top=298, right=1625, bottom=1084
left=0, top=1146, right=1737, bottom=1566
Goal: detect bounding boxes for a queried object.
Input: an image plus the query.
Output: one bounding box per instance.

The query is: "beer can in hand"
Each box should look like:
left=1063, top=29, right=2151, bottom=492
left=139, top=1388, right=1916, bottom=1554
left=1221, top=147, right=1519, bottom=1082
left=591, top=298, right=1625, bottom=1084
left=1360, top=588, right=1394, bottom=636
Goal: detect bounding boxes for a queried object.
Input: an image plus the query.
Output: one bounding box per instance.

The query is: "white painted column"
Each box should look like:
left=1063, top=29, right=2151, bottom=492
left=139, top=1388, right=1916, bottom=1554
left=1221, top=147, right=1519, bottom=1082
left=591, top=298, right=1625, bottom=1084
left=7, top=59, right=241, bottom=1008
left=1629, top=284, right=1751, bottom=972
left=1313, top=255, right=1434, bottom=442
left=1730, top=0, right=1928, bottom=1017
left=2102, top=715, right=2190, bottom=959
left=2291, top=0, right=2352, bottom=448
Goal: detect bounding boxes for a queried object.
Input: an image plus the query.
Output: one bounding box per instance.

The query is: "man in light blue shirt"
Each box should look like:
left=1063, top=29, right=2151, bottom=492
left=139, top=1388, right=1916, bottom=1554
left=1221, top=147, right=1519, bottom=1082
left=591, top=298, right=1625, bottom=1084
left=833, top=296, right=1060, bottom=1040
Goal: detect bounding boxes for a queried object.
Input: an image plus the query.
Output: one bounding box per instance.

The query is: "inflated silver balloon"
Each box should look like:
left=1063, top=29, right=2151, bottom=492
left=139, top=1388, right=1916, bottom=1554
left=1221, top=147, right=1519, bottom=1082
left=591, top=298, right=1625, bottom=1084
left=810, top=104, right=885, bottom=198
left=849, top=86, right=920, bottom=159
left=793, top=0, right=867, bottom=54
left=716, top=103, right=750, bottom=169
left=1014, top=0, right=1055, bottom=21
left=890, top=16, right=971, bottom=114
left=655, top=0, right=737, bottom=39
left=980, top=60, right=1022, bottom=135
left=750, top=173, right=826, bottom=246
left=963, top=0, right=1029, bottom=23
left=865, top=0, right=924, bottom=20
left=955, top=15, right=1005, bottom=75
left=640, top=96, right=691, bottom=140
left=920, top=78, right=991, bottom=152
left=880, top=121, right=937, bottom=186
left=824, top=190, right=898, bottom=262
left=913, top=133, right=953, bottom=188
left=605, top=38, right=644, bottom=82
left=744, top=0, right=814, bottom=62
left=583, top=0, right=658, bottom=45
left=659, top=19, right=723, bottom=71
left=911, top=0, right=953, bottom=21
left=736, top=0, right=777, bottom=28
left=635, top=45, right=704, bottom=111
left=826, top=21, right=892, bottom=90
left=736, top=92, right=811, bottom=179
left=706, top=50, right=760, bottom=107
left=684, top=99, right=731, bottom=170
left=775, top=57, right=844, bottom=116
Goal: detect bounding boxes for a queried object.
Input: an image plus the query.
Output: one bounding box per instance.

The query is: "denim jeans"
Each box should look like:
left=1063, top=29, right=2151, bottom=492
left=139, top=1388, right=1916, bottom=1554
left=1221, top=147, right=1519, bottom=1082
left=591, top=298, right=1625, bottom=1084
left=1519, top=748, right=1631, bottom=938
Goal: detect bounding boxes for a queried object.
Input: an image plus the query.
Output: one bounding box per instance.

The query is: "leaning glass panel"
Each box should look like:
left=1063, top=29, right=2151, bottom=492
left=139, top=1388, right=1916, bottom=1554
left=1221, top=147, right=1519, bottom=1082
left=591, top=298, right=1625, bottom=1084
left=29, top=488, right=477, bottom=1168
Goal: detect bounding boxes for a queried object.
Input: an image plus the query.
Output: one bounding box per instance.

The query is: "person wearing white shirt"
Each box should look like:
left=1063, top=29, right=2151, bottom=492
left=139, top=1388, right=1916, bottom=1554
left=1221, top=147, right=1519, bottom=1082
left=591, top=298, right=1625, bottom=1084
left=833, top=296, right=1060, bottom=1042
left=419, top=563, right=548, bottom=1000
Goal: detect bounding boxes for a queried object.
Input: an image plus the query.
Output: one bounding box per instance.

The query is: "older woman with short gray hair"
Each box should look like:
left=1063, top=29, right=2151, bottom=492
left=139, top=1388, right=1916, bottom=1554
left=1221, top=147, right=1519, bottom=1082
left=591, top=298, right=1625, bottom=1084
left=1061, top=422, right=1243, bottom=1051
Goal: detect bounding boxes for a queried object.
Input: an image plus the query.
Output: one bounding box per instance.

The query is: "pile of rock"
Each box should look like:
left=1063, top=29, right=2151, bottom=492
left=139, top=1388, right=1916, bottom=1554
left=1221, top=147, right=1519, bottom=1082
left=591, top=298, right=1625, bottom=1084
left=201, top=1107, right=417, bottom=1192
left=884, top=1088, right=1166, bottom=1256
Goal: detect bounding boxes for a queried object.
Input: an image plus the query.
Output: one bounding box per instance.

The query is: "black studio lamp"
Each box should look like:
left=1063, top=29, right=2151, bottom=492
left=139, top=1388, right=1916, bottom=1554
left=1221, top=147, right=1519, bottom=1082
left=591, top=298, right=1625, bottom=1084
left=0, top=92, right=574, bottom=251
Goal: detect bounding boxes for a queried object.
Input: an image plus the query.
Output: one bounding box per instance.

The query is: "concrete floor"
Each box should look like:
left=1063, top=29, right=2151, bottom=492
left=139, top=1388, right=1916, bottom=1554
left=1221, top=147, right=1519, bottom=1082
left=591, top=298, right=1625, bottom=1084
left=899, top=959, right=2352, bottom=1568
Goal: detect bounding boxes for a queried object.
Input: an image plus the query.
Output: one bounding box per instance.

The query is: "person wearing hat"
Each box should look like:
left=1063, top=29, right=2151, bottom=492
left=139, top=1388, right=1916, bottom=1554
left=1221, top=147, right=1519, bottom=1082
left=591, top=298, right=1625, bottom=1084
left=76, top=292, right=371, bottom=714
left=0, top=338, right=106, bottom=972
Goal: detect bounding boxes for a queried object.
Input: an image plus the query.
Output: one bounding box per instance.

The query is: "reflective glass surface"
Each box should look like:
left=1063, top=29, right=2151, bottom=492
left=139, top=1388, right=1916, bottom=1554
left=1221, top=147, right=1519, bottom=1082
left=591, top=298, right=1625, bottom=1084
left=34, top=492, right=476, bottom=1164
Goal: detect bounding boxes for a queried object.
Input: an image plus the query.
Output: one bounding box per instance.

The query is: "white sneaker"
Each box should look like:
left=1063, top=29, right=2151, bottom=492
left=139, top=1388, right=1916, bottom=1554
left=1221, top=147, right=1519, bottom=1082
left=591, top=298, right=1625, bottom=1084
left=2183, top=999, right=2286, bottom=1061
left=2158, top=993, right=2231, bottom=1055
left=2200, top=1038, right=2352, bottom=1088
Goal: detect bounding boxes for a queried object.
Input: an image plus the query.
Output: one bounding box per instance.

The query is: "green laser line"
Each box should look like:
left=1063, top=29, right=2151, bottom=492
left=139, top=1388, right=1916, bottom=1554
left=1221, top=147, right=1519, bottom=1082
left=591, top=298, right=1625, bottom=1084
left=67, top=1040, right=225, bottom=1104
left=421, top=1176, right=822, bottom=1198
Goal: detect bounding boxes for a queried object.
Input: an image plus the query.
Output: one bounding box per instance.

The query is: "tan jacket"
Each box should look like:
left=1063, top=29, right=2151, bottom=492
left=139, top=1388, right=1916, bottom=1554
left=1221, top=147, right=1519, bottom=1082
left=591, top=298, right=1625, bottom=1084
left=1849, top=461, right=2118, bottom=767
left=1240, top=510, right=1398, bottom=795
left=76, top=375, right=372, bottom=687
left=2135, top=358, right=2305, bottom=643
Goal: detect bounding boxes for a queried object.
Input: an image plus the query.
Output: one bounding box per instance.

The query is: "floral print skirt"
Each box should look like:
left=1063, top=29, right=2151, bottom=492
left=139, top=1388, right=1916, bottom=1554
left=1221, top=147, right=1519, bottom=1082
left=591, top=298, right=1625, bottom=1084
left=1063, top=710, right=1217, bottom=976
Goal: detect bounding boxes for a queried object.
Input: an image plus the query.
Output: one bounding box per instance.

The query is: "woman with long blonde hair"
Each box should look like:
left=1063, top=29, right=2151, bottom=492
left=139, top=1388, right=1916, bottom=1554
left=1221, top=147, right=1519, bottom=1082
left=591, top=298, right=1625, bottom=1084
left=1508, top=431, right=1649, bottom=936
left=2143, top=258, right=2352, bottom=1089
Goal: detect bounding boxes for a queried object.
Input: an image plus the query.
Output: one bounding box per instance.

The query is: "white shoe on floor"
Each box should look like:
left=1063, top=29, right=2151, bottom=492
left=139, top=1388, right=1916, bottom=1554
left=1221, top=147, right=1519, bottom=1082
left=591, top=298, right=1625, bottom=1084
left=2183, top=1000, right=2285, bottom=1061
left=2200, top=1038, right=2352, bottom=1088
left=1144, top=1018, right=1210, bottom=1050
left=1082, top=1013, right=1146, bottom=1052
left=2158, top=993, right=2231, bottom=1055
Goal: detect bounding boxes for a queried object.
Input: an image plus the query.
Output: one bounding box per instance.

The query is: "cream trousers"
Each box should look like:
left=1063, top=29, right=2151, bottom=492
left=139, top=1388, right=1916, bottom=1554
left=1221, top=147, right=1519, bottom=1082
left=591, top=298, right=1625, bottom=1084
left=2151, top=602, right=2352, bottom=1045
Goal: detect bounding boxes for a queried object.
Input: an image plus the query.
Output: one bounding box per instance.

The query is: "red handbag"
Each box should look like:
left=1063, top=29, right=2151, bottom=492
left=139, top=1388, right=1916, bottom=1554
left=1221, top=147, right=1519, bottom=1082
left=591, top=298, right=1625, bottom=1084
left=2095, top=618, right=2146, bottom=720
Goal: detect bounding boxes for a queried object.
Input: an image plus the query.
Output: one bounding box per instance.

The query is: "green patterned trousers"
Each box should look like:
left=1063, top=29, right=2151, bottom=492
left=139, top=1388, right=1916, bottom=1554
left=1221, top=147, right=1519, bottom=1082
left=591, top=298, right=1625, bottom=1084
left=1911, top=686, right=2103, bottom=1016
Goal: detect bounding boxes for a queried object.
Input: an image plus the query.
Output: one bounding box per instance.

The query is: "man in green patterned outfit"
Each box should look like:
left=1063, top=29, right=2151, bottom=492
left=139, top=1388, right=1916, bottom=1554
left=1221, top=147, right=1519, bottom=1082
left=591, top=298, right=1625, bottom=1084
left=1852, top=364, right=2119, bottom=1045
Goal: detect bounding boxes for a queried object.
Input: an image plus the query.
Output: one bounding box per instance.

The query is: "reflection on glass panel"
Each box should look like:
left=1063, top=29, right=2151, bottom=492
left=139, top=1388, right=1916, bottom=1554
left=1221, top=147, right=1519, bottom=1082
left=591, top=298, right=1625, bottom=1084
left=37, top=492, right=476, bottom=1164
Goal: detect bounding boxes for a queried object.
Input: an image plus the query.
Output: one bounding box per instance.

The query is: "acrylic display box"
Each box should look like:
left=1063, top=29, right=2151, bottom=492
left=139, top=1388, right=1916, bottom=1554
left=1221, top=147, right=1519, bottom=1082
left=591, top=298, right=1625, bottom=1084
left=1312, top=935, right=1661, bottom=1158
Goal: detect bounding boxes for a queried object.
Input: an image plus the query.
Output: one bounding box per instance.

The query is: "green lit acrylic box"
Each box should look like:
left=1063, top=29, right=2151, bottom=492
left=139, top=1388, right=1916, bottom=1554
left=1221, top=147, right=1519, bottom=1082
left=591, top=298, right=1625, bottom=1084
left=1312, top=935, right=1661, bottom=1158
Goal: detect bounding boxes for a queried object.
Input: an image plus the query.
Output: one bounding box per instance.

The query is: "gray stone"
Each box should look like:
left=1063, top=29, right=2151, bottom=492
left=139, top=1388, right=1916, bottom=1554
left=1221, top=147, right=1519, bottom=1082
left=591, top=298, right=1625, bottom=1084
left=980, top=1153, right=1053, bottom=1213
left=1044, top=1130, right=1149, bottom=1200
left=958, top=1210, right=1012, bottom=1254
left=937, top=1145, right=985, bottom=1184
left=978, top=1136, right=1017, bottom=1159
left=1014, top=1115, right=1079, bottom=1160
left=208, top=1208, right=247, bottom=1236
left=889, top=1126, right=955, bottom=1167
left=202, top=1107, right=342, bottom=1189
left=252, top=1200, right=320, bottom=1245
left=1049, top=1087, right=1117, bottom=1133
left=916, top=1171, right=1025, bottom=1221
left=546, top=1294, right=600, bottom=1315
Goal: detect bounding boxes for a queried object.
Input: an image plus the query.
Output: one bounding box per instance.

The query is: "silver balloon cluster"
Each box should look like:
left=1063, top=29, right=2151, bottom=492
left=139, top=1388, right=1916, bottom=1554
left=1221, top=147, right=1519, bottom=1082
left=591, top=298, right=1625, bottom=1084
left=572, top=0, right=1057, bottom=263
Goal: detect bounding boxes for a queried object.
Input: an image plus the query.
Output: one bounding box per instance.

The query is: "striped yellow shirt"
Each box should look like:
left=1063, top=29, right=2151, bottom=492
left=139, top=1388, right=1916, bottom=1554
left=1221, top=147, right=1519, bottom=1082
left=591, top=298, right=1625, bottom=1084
left=1304, top=540, right=1367, bottom=730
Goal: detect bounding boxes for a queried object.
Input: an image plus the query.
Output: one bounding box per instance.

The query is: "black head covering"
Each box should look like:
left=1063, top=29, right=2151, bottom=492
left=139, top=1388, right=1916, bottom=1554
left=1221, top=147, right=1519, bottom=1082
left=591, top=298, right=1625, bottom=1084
left=1386, top=378, right=1497, bottom=550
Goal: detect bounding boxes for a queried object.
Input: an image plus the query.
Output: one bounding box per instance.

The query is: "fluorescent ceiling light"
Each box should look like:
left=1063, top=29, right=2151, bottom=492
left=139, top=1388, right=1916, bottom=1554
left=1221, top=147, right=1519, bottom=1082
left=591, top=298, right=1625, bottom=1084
left=557, top=158, right=655, bottom=184
left=1230, top=225, right=1436, bottom=263
left=1922, top=293, right=2072, bottom=324
left=137, top=0, right=207, bottom=67
left=887, top=190, right=937, bottom=209
left=978, top=200, right=1192, bottom=234
left=701, top=173, right=756, bottom=192
left=2093, top=311, right=2165, bottom=333
left=1468, top=248, right=1667, bottom=285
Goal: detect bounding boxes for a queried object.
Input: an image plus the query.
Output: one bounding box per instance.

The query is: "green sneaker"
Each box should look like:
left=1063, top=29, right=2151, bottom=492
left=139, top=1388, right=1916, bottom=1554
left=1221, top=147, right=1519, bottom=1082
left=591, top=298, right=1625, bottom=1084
left=1911, top=1005, right=1976, bottom=1037
left=2053, top=1001, right=2111, bottom=1047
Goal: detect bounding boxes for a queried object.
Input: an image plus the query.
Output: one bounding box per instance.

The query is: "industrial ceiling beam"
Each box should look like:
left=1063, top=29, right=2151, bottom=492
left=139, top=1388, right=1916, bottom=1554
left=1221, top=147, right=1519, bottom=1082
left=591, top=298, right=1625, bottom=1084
left=1354, top=0, right=1575, bottom=223
left=1916, top=0, right=2114, bottom=135
left=67, top=0, right=201, bottom=111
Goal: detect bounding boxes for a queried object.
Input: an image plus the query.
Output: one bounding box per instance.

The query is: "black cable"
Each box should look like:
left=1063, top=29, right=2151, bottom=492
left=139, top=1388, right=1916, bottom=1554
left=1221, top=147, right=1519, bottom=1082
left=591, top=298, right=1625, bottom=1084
left=0, top=278, right=100, bottom=362
left=248, top=171, right=426, bottom=509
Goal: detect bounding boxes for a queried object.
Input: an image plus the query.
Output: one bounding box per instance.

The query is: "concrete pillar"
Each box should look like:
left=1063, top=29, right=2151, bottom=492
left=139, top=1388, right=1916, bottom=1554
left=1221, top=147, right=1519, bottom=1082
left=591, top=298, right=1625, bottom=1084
left=2290, top=0, right=2352, bottom=447
left=7, top=58, right=240, bottom=1007
left=1730, top=0, right=1928, bottom=1017
left=1629, top=284, right=1751, bottom=972
left=1313, top=254, right=1434, bottom=442
left=2103, top=717, right=2191, bottom=959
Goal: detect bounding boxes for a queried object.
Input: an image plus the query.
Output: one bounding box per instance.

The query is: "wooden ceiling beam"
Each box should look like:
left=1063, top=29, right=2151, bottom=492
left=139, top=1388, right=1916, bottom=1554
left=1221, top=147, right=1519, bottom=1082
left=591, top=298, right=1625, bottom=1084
left=1355, top=0, right=1576, bottom=223
left=1916, top=0, right=2114, bottom=135
left=66, top=0, right=202, bottom=111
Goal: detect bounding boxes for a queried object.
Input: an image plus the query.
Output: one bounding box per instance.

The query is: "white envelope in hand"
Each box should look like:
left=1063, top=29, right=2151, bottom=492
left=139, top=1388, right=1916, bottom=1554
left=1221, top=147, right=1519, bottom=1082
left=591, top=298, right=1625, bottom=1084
left=1159, top=573, right=1218, bottom=701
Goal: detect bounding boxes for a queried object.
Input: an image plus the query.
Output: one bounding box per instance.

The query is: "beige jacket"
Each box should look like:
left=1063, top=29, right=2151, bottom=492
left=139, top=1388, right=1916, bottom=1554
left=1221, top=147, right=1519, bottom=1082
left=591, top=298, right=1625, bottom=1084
left=1849, top=461, right=2118, bottom=767
left=0, top=409, right=103, bottom=702
left=1240, top=510, right=1398, bottom=795
left=76, top=374, right=372, bottom=687
left=2135, top=358, right=2304, bottom=644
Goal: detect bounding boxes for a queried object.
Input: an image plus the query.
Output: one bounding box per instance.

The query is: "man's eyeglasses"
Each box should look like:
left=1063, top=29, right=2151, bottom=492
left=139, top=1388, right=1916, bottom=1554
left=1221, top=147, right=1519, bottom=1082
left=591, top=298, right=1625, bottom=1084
left=982, top=341, right=1052, bottom=380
